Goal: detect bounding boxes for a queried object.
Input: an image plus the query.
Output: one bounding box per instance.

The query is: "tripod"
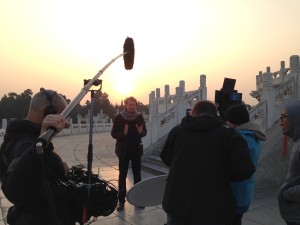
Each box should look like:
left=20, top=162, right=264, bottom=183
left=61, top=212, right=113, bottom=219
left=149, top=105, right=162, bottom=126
left=81, top=79, right=102, bottom=224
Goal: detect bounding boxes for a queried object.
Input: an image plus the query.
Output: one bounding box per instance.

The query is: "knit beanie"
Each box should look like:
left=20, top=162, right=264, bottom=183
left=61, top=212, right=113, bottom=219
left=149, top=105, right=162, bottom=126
left=224, top=104, right=249, bottom=125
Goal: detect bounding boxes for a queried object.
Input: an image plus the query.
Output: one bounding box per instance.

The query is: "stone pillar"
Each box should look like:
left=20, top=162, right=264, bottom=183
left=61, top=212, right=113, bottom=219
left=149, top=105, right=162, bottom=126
left=261, top=67, right=275, bottom=130
left=290, top=55, right=300, bottom=98
left=156, top=88, right=161, bottom=113
left=165, top=85, right=170, bottom=96
left=2, top=119, right=7, bottom=132
left=179, top=80, right=185, bottom=92
left=279, top=61, right=286, bottom=84
left=156, top=88, right=161, bottom=99
left=255, top=75, right=259, bottom=93
left=176, top=87, right=182, bottom=101
left=110, top=119, right=113, bottom=130
left=164, top=85, right=170, bottom=111
left=290, top=55, right=300, bottom=74
left=257, top=71, right=263, bottom=93
left=149, top=91, right=157, bottom=122
left=176, top=86, right=185, bottom=123
left=262, top=67, right=273, bottom=91
left=77, top=114, right=82, bottom=134
left=69, top=118, right=73, bottom=134
left=199, top=74, right=207, bottom=100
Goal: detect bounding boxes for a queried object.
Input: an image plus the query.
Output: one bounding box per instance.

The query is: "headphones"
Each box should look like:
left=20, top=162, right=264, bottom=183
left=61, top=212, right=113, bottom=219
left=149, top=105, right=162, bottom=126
left=40, top=88, right=58, bottom=116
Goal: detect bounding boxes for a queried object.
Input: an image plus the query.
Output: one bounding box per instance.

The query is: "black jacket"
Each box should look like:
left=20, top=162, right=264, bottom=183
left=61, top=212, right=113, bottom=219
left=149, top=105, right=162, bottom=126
left=160, top=114, right=255, bottom=224
left=0, top=119, right=75, bottom=225
left=111, top=113, right=147, bottom=158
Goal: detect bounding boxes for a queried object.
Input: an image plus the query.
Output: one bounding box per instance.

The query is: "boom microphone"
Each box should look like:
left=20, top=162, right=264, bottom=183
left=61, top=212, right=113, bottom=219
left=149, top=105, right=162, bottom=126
left=123, top=37, right=135, bottom=70
left=37, top=37, right=135, bottom=147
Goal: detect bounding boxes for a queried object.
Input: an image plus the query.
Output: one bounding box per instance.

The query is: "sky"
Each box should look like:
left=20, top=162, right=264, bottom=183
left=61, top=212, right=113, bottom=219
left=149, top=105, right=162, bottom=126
left=0, top=0, right=300, bottom=107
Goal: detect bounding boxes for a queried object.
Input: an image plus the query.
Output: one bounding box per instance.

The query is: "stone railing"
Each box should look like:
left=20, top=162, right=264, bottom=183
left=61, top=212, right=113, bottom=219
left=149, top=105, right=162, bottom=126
left=0, top=120, right=113, bottom=137
left=249, top=76, right=298, bottom=132
left=155, top=89, right=201, bottom=114
left=183, top=90, right=201, bottom=109
left=249, top=101, right=267, bottom=131
left=274, top=77, right=296, bottom=102
left=57, top=122, right=113, bottom=136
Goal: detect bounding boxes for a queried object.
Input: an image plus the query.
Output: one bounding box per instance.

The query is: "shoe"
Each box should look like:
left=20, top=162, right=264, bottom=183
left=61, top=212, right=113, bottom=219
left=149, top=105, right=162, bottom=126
left=116, top=202, right=124, bottom=211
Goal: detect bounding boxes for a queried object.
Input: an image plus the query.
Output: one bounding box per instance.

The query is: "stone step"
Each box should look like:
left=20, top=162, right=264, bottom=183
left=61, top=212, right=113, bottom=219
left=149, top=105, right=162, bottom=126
left=141, top=161, right=169, bottom=176
left=145, top=155, right=167, bottom=167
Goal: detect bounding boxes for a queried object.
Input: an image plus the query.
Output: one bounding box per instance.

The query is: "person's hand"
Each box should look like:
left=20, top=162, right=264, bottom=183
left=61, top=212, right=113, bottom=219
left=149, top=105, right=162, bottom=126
left=136, top=124, right=143, bottom=134
left=124, top=124, right=129, bottom=135
left=40, top=114, right=70, bottom=135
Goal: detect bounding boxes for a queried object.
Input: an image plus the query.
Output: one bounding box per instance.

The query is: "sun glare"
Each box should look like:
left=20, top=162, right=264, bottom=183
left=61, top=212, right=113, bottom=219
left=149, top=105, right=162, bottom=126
left=115, top=77, right=133, bottom=96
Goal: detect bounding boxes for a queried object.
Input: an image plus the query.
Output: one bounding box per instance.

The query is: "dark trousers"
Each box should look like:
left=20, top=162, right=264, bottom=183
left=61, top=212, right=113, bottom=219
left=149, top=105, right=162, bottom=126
left=232, top=213, right=243, bottom=225
left=167, top=214, right=226, bottom=225
left=287, top=223, right=300, bottom=225
left=118, top=154, right=142, bottom=203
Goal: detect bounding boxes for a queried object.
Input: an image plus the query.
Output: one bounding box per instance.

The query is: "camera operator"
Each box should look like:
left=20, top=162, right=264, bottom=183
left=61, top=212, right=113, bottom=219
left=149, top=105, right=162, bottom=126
left=0, top=89, right=75, bottom=225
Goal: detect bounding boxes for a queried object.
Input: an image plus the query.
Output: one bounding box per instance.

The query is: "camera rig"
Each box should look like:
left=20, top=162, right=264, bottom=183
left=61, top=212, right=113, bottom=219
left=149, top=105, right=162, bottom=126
left=215, top=78, right=242, bottom=120
left=58, top=165, right=118, bottom=224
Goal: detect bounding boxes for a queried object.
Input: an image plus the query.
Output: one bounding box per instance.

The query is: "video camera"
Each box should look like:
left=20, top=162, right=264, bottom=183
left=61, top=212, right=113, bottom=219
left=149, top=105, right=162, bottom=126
left=58, top=165, right=118, bottom=224
left=215, top=78, right=242, bottom=120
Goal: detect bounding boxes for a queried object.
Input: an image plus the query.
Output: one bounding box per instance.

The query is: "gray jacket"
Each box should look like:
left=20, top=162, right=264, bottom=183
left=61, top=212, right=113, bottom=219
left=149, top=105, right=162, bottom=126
left=278, top=100, right=300, bottom=223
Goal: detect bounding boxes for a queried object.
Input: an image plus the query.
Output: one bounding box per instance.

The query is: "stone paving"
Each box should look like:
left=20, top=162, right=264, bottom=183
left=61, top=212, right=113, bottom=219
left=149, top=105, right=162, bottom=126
left=0, top=133, right=286, bottom=225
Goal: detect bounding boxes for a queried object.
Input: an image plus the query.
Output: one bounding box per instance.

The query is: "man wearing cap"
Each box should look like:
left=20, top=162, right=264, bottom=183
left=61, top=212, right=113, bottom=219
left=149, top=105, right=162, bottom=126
left=225, top=104, right=266, bottom=225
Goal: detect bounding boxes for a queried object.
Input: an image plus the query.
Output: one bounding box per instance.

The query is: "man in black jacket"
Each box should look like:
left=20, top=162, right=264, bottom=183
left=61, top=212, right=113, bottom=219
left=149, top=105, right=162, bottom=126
left=0, top=88, right=73, bottom=225
left=111, top=96, right=147, bottom=211
left=160, top=100, right=255, bottom=225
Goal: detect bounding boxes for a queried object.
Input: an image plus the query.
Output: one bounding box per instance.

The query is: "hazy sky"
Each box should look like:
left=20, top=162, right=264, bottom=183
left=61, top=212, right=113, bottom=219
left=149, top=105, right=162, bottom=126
left=1, top=0, right=300, bottom=106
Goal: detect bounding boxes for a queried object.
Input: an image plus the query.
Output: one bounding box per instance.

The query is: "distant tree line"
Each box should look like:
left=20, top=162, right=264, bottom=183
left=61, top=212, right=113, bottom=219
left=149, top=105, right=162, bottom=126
left=0, top=89, right=149, bottom=126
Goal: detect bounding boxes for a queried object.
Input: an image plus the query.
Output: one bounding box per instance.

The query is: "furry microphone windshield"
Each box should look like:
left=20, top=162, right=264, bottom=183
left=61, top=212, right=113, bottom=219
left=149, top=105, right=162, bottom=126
left=123, top=37, right=135, bottom=70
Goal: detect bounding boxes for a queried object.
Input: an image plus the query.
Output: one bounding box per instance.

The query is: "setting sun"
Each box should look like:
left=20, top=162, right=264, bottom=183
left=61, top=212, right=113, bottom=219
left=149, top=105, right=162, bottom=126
left=115, top=77, right=133, bottom=96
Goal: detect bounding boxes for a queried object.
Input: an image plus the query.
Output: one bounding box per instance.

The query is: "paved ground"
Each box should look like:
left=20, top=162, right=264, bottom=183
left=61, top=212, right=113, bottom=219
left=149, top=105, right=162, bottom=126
left=0, top=133, right=286, bottom=225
